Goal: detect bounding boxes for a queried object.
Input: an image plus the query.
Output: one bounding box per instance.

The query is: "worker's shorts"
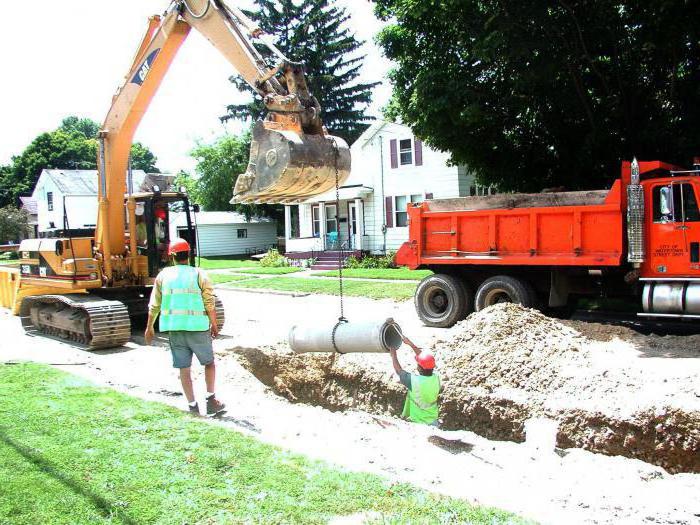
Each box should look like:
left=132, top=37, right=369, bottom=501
left=168, top=330, right=214, bottom=369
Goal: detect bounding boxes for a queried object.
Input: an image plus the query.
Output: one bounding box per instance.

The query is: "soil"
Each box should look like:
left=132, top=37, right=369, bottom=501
left=235, top=303, right=700, bottom=474
left=2, top=290, right=700, bottom=524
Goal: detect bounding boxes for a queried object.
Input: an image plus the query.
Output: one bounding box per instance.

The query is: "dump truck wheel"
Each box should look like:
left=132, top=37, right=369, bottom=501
left=415, top=274, right=472, bottom=328
left=475, top=275, right=537, bottom=311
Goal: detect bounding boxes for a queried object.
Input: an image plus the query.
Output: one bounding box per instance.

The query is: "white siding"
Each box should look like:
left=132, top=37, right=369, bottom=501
left=189, top=223, right=277, bottom=256
left=33, top=174, right=99, bottom=233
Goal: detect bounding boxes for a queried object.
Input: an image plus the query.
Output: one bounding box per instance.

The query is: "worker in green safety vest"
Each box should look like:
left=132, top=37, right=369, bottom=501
left=145, top=239, right=225, bottom=417
left=389, top=335, right=441, bottom=426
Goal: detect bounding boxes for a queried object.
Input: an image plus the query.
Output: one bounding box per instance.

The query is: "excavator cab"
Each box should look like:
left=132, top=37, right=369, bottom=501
left=130, top=192, right=196, bottom=277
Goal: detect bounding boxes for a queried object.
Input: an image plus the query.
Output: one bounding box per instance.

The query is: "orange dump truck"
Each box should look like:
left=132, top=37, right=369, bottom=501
left=396, top=159, right=700, bottom=326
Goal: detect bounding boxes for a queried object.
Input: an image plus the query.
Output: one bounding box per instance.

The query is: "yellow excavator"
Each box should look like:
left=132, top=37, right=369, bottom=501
left=9, top=0, right=351, bottom=348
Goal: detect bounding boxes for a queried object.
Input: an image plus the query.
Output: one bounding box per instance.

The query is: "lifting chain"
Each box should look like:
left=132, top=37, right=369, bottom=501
left=333, top=138, right=346, bottom=324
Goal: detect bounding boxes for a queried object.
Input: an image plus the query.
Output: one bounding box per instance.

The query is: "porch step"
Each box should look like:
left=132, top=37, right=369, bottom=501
left=311, top=264, right=343, bottom=270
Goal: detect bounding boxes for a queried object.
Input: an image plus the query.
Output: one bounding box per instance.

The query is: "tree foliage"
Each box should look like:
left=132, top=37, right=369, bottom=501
left=0, top=117, right=160, bottom=207
left=225, top=0, right=379, bottom=144
left=0, top=206, right=29, bottom=244
left=189, top=133, right=282, bottom=222
left=375, top=1, right=700, bottom=191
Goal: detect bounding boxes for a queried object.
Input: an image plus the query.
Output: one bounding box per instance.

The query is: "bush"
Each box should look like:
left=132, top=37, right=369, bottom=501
left=346, top=251, right=396, bottom=269
left=260, top=249, right=289, bottom=268
left=0, top=250, right=20, bottom=260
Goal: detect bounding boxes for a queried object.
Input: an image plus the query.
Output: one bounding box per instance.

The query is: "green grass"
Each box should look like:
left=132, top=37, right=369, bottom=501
left=0, top=363, right=524, bottom=525
left=197, top=256, right=260, bottom=270
left=209, top=273, right=258, bottom=285
left=315, top=268, right=433, bottom=281
left=234, top=267, right=304, bottom=275
left=223, top=277, right=417, bottom=300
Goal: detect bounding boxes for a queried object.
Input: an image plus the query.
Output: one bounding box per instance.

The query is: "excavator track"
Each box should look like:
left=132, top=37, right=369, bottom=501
left=20, top=295, right=131, bottom=350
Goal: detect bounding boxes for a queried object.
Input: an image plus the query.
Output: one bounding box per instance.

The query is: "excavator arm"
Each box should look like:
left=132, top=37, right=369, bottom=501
left=96, top=0, right=350, bottom=278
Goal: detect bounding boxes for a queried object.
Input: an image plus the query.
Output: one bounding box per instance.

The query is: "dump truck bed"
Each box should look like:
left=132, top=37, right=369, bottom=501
left=396, top=180, right=625, bottom=269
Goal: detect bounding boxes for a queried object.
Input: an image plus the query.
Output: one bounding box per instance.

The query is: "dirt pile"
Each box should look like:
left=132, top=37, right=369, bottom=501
left=435, top=304, right=699, bottom=473
left=233, top=304, right=700, bottom=473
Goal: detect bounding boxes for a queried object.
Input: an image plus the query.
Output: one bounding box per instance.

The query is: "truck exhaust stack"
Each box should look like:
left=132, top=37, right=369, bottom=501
left=626, top=158, right=645, bottom=266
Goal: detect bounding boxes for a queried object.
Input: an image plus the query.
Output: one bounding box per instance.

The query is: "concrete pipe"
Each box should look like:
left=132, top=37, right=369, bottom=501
left=289, top=318, right=403, bottom=354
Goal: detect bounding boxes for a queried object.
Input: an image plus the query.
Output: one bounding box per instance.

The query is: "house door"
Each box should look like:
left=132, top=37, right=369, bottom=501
left=348, top=202, right=358, bottom=249
left=325, top=204, right=339, bottom=249
left=648, top=181, right=700, bottom=276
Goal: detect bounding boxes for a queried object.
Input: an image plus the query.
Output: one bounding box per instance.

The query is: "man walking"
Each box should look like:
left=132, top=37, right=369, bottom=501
left=145, top=239, right=225, bottom=417
left=389, top=334, right=440, bottom=426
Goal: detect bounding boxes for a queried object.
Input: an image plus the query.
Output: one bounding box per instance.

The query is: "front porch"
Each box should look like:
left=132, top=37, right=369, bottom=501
left=284, top=186, right=373, bottom=257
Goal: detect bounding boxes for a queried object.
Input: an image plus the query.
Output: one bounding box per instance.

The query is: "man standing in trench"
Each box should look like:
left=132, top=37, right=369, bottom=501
left=145, top=239, right=226, bottom=417
left=389, top=335, right=441, bottom=426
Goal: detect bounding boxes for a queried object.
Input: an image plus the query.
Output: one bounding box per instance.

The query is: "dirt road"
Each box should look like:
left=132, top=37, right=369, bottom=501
left=1, top=289, right=699, bottom=524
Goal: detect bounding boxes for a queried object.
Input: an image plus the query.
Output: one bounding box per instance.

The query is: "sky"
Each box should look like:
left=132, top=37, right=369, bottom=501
left=0, top=0, right=392, bottom=174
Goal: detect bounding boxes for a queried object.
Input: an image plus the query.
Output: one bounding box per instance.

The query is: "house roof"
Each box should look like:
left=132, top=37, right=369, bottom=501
left=19, top=196, right=37, bottom=214
left=172, top=211, right=275, bottom=227
left=300, top=185, right=374, bottom=204
left=37, top=169, right=174, bottom=196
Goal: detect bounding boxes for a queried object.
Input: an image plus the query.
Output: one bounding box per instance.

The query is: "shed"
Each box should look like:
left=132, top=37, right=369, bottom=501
left=170, top=211, right=277, bottom=256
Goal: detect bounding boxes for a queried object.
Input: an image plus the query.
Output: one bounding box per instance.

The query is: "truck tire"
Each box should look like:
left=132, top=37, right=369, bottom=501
left=415, top=274, right=472, bottom=328
left=475, top=275, right=537, bottom=311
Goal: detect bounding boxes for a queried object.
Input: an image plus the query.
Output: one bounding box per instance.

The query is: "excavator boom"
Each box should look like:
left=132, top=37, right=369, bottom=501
left=97, top=0, right=350, bottom=275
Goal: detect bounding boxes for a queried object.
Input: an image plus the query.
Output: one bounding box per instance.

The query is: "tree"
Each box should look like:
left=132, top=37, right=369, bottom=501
left=0, top=116, right=160, bottom=205
left=0, top=206, right=29, bottom=244
left=224, top=0, right=379, bottom=144
left=375, top=1, right=700, bottom=191
left=190, top=133, right=282, bottom=221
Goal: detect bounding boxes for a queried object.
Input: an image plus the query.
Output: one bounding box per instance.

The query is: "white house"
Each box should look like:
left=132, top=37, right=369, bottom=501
left=170, top=211, right=277, bottom=257
left=31, top=169, right=173, bottom=236
left=283, top=121, right=494, bottom=257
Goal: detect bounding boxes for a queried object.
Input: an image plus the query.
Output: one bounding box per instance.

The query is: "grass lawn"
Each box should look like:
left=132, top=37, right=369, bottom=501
left=315, top=268, right=433, bottom=281
left=224, top=277, right=417, bottom=301
left=0, top=363, right=523, bottom=525
left=198, top=257, right=260, bottom=270
left=210, top=273, right=259, bottom=285
left=234, top=267, right=304, bottom=275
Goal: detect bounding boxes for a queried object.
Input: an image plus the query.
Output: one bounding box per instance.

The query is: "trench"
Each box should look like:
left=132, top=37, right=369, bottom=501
left=234, top=347, right=700, bottom=474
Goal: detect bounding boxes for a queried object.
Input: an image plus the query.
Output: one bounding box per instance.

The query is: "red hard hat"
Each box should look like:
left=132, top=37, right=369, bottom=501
left=415, top=351, right=435, bottom=370
left=168, top=238, right=190, bottom=255
left=155, top=208, right=167, bottom=220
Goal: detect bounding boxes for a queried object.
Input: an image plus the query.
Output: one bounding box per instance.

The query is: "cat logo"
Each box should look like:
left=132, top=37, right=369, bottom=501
left=131, top=49, right=161, bottom=86
left=39, top=267, right=47, bottom=277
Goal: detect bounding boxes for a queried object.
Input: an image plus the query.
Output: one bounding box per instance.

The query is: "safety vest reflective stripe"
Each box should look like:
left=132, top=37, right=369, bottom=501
left=164, top=288, right=202, bottom=295
left=161, top=309, right=207, bottom=316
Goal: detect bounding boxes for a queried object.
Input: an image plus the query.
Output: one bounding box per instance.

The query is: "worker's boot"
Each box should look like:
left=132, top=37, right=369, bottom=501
left=206, top=396, right=226, bottom=417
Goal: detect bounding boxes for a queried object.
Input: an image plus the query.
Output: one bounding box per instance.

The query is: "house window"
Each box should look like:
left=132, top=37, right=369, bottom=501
left=394, top=194, right=423, bottom=227
left=325, top=204, right=338, bottom=234
left=47, top=192, right=53, bottom=211
left=399, top=139, right=413, bottom=165
left=237, top=228, right=248, bottom=239
left=312, top=205, right=321, bottom=237
left=290, top=206, right=300, bottom=239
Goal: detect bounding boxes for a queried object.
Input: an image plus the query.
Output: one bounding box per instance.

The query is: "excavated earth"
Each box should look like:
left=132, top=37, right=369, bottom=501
left=235, top=304, right=700, bottom=474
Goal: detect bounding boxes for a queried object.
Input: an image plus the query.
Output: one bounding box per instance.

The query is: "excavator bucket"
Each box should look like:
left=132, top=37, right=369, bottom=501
left=232, top=121, right=351, bottom=204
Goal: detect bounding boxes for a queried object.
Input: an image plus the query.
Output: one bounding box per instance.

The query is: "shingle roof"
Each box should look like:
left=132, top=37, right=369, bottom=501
left=19, top=196, right=38, bottom=214
left=40, top=169, right=173, bottom=195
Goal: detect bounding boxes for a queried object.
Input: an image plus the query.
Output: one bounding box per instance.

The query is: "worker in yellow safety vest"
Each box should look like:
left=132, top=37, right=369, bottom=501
left=145, top=239, right=225, bottom=417
left=389, top=335, right=441, bottom=426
